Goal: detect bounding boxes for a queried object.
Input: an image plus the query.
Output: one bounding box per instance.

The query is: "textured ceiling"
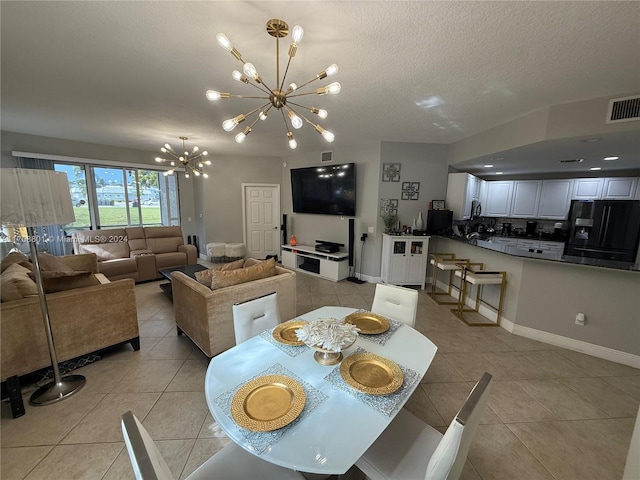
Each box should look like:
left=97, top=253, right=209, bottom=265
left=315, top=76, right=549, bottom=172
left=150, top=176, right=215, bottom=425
left=1, top=1, right=639, bottom=173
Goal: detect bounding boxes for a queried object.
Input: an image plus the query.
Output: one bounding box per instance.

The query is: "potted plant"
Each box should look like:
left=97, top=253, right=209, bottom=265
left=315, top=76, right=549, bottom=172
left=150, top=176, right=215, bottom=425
left=381, top=212, right=398, bottom=234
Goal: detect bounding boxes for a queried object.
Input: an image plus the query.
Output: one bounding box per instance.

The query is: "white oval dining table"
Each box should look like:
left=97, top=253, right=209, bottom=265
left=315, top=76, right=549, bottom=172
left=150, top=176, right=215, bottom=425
left=204, top=306, right=438, bottom=475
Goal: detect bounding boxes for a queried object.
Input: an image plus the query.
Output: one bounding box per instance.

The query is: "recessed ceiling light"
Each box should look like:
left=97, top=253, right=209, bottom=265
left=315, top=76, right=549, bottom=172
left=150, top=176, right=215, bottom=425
left=603, top=156, right=619, bottom=161
left=590, top=167, right=602, bottom=171
left=495, top=171, right=503, bottom=175
left=484, top=164, right=494, bottom=168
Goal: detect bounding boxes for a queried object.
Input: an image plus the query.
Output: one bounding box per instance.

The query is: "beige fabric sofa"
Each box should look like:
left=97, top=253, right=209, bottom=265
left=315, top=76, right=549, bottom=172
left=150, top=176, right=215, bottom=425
left=172, top=259, right=296, bottom=357
left=1, top=253, right=139, bottom=413
left=72, top=226, right=197, bottom=282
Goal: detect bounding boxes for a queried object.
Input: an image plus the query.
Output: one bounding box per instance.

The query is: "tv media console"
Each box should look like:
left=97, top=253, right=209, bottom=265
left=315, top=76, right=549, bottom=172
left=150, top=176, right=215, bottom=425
left=281, top=244, right=349, bottom=282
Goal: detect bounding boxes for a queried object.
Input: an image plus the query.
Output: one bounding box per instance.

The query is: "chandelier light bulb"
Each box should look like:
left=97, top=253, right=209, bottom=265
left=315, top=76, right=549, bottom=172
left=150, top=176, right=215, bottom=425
left=216, top=33, right=233, bottom=52
left=322, top=130, right=335, bottom=142
left=235, top=127, right=251, bottom=144
left=259, top=110, right=268, bottom=120
left=288, top=110, right=303, bottom=129
left=243, top=62, right=259, bottom=80
left=222, top=119, right=236, bottom=132
left=198, top=163, right=203, bottom=168
left=287, top=83, right=297, bottom=93
left=168, top=169, right=175, bottom=175
left=287, top=132, right=297, bottom=149
left=170, top=161, right=176, bottom=166
left=232, top=70, right=243, bottom=81
left=206, top=90, right=221, bottom=101
left=327, top=82, right=341, bottom=94
left=163, top=171, right=169, bottom=177
left=203, top=173, right=209, bottom=178
left=292, top=25, right=304, bottom=43
left=192, top=146, right=199, bottom=153
left=184, top=172, right=190, bottom=178
left=204, top=160, right=212, bottom=165
left=164, top=143, right=172, bottom=150
left=311, top=107, right=328, bottom=119
left=325, top=64, right=338, bottom=76
left=160, top=147, right=167, bottom=153
left=194, top=171, right=201, bottom=176
left=155, top=157, right=163, bottom=162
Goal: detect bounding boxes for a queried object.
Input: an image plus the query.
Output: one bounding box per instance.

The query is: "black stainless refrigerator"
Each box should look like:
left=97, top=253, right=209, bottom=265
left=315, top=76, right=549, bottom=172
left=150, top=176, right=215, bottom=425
left=564, top=200, right=640, bottom=262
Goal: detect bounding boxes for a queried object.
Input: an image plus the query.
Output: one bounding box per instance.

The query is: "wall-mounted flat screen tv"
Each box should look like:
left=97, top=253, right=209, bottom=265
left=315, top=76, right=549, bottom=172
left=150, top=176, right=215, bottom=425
left=291, top=163, right=356, bottom=216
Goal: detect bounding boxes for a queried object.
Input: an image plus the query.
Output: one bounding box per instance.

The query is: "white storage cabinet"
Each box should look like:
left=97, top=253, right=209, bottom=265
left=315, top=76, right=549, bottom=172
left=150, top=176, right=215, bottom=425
left=381, top=234, right=429, bottom=289
left=281, top=244, right=349, bottom=282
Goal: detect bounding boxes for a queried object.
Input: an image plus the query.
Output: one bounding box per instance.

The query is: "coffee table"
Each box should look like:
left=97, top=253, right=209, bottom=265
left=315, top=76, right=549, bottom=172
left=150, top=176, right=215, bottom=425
left=158, top=264, right=208, bottom=299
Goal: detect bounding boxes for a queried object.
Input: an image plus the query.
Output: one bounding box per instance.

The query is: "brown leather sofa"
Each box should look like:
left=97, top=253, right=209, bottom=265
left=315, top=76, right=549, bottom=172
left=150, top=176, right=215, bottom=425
left=72, top=226, right=197, bottom=281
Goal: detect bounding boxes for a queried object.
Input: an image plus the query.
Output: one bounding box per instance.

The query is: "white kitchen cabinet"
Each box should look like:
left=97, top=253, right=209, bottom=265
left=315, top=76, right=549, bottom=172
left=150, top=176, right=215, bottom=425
left=510, top=181, right=542, bottom=218
left=445, top=173, right=479, bottom=220
left=572, top=178, right=604, bottom=200
left=537, top=179, right=573, bottom=219
left=484, top=181, right=514, bottom=217
left=381, top=234, right=429, bottom=289
left=602, top=177, right=638, bottom=199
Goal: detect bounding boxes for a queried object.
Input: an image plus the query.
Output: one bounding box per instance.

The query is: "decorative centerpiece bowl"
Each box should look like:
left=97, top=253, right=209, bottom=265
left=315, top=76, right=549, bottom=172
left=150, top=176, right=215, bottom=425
left=296, top=318, right=359, bottom=366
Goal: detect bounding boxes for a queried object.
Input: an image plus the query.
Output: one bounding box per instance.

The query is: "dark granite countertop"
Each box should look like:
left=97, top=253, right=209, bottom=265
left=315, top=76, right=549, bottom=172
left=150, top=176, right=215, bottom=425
left=437, top=235, right=639, bottom=272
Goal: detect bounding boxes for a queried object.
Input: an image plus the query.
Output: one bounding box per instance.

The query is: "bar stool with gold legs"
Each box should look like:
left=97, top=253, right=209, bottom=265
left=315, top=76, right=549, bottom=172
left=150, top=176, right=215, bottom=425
left=428, top=253, right=470, bottom=305
left=452, top=263, right=507, bottom=327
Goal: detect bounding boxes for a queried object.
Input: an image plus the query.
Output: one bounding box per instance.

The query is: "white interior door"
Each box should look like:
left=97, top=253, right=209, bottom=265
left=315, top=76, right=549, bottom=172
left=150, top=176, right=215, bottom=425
left=243, top=184, right=280, bottom=260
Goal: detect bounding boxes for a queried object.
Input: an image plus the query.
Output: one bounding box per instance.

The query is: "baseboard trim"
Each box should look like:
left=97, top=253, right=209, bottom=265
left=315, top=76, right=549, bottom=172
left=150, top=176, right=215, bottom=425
left=512, top=324, right=640, bottom=369
left=433, top=278, right=638, bottom=367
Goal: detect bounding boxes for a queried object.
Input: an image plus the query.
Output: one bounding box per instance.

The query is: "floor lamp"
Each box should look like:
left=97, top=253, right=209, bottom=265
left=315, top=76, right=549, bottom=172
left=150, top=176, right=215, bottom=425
left=0, top=168, right=86, bottom=405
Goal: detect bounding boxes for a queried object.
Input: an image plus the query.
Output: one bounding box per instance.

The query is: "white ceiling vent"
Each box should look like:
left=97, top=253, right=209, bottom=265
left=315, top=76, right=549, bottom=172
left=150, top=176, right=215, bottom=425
left=320, top=150, right=333, bottom=163
left=606, top=95, right=640, bottom=124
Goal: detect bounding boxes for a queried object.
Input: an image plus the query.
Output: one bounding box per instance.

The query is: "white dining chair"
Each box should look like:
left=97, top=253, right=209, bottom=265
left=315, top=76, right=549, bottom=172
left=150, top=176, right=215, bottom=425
left=121, top=411, right=307, bottom=480
left=232, top=291, right=281, bottom=344
left=371, top=283, right=419, bottom=327
left=355, top=372, right=493, bottom=480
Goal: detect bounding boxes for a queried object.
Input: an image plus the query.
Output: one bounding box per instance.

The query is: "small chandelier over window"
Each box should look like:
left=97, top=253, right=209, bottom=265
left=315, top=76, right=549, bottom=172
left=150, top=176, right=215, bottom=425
left=206, top=18, right=340, bottom=149
left=155, top=136, right=211, bottom=179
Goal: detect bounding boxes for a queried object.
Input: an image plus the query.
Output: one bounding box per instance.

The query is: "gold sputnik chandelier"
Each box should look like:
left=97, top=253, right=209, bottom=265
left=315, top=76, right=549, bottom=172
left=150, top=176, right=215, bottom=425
left=155, top=137, right=211, bottom=179
left=206, top=18, right=340, bottom=149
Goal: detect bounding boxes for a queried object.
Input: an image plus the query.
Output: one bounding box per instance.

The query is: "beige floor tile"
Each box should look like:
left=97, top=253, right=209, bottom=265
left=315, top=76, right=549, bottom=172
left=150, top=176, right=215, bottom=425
left=180, top=438, right=231, bottom=479
left=440, top=352, right=496, bottom=382
left=112, top=359, right=185, bottom=393
left=297, top=292, right=312, bottom=304
left=0, top=446, right=53, bottom=480
left=71, top=359, right=135, bottom=395
left=487, top=381, right=556, bottom=423
left=60, top=392, right=160, bottom=444
left=508, top=418, right=635, bottom=480
left=468, top=424, right=555, bottom=479
left=138, top=319, right=175, bottom=338
left=603, top=375, right=640, bottom=400
left=310, top=293, right=340, bottom=305
left=142, top=391, right=208, bottom=440
left=197, top=413, right=229, bottom=438
left=559, top=376, right=640, bottom=417
left=1, top=393, right=105, bottom=448
left=481, top=351, right=551, bottom=380
left=23, top=443, right=123, bottom=480
left=516, top=379, right=607, bottom=420
left=146, top=335, right=196, bottom=360
left=557, top=350, right=640, bottom=377
left=404, top=385, right=447, bottom=427
left=421, top=354, right=466, bottom=384
left=166, top=359, right=208, bottom=392
left=520, top=350, right=592, bottom=378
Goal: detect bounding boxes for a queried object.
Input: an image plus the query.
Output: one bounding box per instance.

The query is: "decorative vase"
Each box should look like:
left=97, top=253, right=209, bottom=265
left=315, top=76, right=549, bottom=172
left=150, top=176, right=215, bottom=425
left=412, top=218, right=417, bottom=232
left=416, top=211, right=424, bottom=231
left=309, top=338, right=356, bottom=366
left=290, top=234, right=297, bottom=246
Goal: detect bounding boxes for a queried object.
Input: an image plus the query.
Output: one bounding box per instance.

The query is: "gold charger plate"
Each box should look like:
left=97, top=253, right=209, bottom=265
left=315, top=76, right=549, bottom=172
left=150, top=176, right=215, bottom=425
left=231, top=375, right=306, bottom=432
left=340, top=353, right=404, bottom=395
left=272, top=320, right=308, bottom=346
left=344, top=311, right=390, bottom=335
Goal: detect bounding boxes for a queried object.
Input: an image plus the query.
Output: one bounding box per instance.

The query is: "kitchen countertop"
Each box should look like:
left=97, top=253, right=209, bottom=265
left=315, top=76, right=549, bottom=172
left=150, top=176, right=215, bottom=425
left=438, top=235, right=639, bottom=272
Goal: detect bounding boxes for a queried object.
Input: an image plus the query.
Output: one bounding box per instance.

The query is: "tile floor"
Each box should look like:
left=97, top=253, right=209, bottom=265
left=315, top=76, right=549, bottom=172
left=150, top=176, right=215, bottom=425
left=2, top=267, right=639, bottom=480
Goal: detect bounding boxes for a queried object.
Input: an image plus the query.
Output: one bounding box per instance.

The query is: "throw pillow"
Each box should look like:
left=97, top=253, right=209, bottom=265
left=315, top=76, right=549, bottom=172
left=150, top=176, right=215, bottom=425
left=0, top=251, right=32, bottom=273
left=36, top=252, right=74, bottom=273
left=210, top=258, right=276, bottom=290
left=1, top=263, right=38, bottom=301
left=194, top=259, right=245, bottom=287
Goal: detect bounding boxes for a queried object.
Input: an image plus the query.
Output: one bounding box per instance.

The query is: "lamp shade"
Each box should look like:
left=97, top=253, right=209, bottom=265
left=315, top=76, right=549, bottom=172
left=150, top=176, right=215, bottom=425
left=0, top=169, right=75, bottom=227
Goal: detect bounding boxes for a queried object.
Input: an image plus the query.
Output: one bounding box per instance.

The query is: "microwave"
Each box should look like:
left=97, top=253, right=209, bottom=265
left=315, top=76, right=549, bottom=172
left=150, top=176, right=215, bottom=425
left=471, top=200, right=482, bottom=220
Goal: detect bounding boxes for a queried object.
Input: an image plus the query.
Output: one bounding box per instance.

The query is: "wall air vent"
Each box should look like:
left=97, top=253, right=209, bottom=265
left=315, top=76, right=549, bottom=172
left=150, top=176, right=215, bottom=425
left=320, top=150, right=333, bottom=163
left=606, top=95, right=640, bottom=124
left=559, top=158, right=584, bottom=163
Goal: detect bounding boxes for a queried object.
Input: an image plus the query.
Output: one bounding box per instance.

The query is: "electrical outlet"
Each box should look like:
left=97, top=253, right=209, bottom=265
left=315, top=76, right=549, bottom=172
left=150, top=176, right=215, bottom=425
left=360, top=233, right=368, bottom=241
left=575, top=312, right=585, bottom=326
